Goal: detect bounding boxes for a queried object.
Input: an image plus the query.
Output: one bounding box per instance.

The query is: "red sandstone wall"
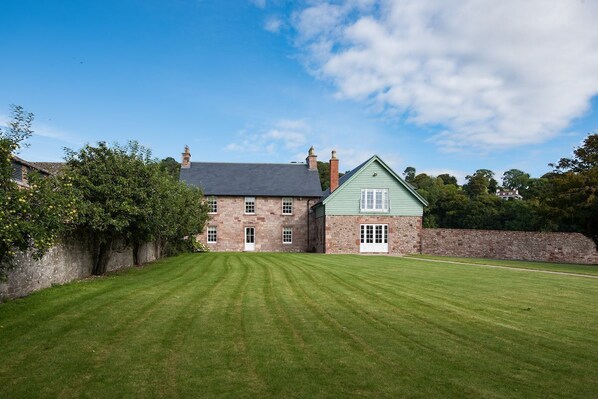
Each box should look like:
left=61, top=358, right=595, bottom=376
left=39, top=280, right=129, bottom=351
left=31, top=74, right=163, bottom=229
left=198, top=196, right=314, bottom=252
left=422, top=228, right=598, bottom=265
left=324, top=215, right=422, bottom=255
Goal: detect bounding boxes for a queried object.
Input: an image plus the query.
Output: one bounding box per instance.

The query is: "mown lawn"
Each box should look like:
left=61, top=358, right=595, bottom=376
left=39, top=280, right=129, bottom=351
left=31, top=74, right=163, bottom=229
left=410, top=254, right=598, bottom=276
left=0, top=253, right=597, bottom=398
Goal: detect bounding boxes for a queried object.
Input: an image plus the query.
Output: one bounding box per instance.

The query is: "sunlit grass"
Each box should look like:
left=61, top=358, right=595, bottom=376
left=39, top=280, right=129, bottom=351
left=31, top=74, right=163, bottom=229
left=1, top=253, right=597, bottom=398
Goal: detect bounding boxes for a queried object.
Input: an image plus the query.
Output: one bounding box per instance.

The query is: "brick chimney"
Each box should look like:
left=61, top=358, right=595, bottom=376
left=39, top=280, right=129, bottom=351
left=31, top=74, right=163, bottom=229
left=330, top=150, right=339, bottom=192
left=181, top=145, right=191, bottom=169
left=306, top=146, right=317, bottom=170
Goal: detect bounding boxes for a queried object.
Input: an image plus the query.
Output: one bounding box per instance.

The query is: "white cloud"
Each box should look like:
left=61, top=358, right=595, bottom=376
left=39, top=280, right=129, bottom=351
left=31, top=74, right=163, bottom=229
left=264, top=16, right=283, bottom=33
left=249, top=0, right=266, bottom=9
left=225, top=119, right=310, bottom=154
left=291, top=0, right=598, bottom=150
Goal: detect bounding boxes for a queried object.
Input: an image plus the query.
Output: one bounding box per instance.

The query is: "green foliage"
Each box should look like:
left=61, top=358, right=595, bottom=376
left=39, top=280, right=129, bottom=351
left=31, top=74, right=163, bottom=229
left=413, top=133, right=597, bottom=240
left=0, top=106, right=76, bottom=278
left=317, top=160, right=344, bottom=191
left=64, top=141, right=209, bottom=274
left=403, top=166, right=416, bottom=183
left=1, top=253, right=596, bottom=398
left=463, top=169, right=497, bottom=197
left=165, top=236, right=210, bottom=256
left=159, top=156, right=180, bottom=180
left=545, top=134, right=598, bottom=244
left=502, top=169, right=530, bottom=191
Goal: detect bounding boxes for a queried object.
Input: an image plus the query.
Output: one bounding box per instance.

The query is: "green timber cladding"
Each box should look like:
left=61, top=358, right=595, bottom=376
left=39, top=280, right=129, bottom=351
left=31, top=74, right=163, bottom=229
left=316, top=156, right=427, bottom=216
left=311, top=155, right=426, bottom=255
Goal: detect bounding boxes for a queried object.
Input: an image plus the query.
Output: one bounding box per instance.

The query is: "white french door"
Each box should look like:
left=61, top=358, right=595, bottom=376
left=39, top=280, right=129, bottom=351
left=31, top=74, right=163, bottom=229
left=360, top=224, right=388, bottom=253
left=244, top=227, right=255, bottom=251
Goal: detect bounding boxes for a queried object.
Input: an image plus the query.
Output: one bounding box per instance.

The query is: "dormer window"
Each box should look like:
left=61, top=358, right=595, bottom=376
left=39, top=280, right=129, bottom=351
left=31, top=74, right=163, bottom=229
left=360, top=189, right=389, bottom=212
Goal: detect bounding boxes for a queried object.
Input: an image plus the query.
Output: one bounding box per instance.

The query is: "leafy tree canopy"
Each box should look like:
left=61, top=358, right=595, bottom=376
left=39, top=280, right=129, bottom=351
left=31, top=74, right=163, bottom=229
left=64, top=141, right=209, bottom=274
left=502, top=169, right=530, bottom=191
left=0, top=106, right=76, bottom=278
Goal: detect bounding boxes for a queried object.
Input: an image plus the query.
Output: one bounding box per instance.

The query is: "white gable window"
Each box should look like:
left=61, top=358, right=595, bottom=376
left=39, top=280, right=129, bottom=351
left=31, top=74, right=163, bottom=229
left=207, top=226, right=217, bottom=243
left=360, top=189, right=389, bottom=212
left=245, top=197, right=255, bottom=214
left=282, top=227, right=293, bottom=244
left=282, top=197, right=293, bottom=215
left=207, top=196, right=218, bottom=214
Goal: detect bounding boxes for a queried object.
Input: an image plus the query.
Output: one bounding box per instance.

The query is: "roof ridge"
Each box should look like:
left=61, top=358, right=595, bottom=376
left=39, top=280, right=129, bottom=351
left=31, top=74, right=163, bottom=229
left=190, top=161, right=309, bottom=166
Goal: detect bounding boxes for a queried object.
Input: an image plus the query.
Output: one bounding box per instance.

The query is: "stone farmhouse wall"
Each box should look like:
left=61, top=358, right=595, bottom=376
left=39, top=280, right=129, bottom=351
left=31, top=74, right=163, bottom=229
left=322, top=215, right=422, bottom=255
left=0, top=240, right=159, bottom=300
left=199, top=196, right=317, bottom=252
left=422, top=228, right=598, bottom=265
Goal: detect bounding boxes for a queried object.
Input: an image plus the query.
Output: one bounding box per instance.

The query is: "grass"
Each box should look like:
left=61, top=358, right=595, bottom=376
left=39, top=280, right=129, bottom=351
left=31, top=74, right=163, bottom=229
left=0, top=253, right=597, bottom=398
left=410, top=254, right=598, bottom=276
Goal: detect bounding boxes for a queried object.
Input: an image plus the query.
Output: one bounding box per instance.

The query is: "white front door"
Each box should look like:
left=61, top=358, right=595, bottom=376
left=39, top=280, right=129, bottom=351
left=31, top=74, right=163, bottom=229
left=244, top=227, right=255, bottom=251
left=360, top=224, right=388, bottom=253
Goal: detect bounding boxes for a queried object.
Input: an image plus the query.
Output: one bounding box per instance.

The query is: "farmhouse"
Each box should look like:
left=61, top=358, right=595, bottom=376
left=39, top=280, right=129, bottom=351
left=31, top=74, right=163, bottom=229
left=10, top=156, right=53, bottom=188
left=180, top=146, right=427, bottom=254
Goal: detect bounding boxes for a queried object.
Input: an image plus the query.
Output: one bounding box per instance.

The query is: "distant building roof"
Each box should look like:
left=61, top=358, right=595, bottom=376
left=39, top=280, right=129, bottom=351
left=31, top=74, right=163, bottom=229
left=180, top=162, right=323, bottom=197
left=28, top=162, right=64, bottom=175
left=10, top=156, right=53, bottom=188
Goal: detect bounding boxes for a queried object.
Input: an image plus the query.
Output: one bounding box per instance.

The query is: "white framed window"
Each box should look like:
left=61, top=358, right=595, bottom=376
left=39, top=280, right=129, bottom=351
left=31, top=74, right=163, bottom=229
left=207, top=196, right=218, bottom=214
left=245, top=197, right=255, bottom=214
left=207, top=226, right=217, bottom=243
left=282, top=197, right=293, bottom=215
left=360, top=189, right=389, bottom=212
left=282, top=227, right=293, bottom=244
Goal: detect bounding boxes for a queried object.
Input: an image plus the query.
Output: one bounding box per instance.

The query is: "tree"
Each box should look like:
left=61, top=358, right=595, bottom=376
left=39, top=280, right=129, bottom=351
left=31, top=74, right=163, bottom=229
left=437, top=173, right=458, bottom=186
left=463, top=169, right=497, bottom=197
left=159, top=157, right=180, bottom=180
left=64, top=141, right=209, bottom=274
left=403, top=166, right=416, bottom=184
left=547, top=133, right=598, bottom=245
left=317, top=161, right=344, bottom=191
left=0, top=105, right=76, bottom=278
left=502, top=169, right=530, bottom=191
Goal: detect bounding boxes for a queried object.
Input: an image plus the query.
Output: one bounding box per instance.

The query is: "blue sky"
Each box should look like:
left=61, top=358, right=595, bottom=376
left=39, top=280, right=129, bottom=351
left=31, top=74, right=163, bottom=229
left=2, top=0, right=597, bottom=183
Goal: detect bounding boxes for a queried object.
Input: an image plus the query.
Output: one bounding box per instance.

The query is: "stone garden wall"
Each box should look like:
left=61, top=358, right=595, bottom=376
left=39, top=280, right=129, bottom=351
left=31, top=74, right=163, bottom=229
left=0, top=240, right=160, bottom=300
left=421, top=228, right=598, bottom=265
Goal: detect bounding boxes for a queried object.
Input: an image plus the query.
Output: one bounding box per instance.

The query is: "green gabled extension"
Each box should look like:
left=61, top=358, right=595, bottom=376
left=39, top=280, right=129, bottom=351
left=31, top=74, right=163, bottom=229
left=320, top=155, right=426, bottom=216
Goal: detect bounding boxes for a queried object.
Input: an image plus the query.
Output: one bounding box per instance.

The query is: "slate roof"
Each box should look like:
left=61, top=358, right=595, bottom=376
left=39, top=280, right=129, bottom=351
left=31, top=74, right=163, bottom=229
left=11, top=156, right=53, bottom=176
left=29, top=162, right=65, bottom=175
left=180, top=162, right=323, bottom=197
left=320, top=157, right=370, bottom=199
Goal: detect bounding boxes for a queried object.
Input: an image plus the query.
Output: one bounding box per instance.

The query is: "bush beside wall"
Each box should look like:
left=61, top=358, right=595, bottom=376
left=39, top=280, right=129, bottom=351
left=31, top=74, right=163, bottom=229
left=422, top=228, right=598, bottom=265
left=0, top=240, right=159, bottom=300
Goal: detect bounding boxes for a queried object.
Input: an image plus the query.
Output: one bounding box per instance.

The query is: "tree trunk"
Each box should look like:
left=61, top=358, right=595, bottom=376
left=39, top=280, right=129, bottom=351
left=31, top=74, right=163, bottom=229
left=133, top=242, right=141, bottom=266
left=92, top=239, right=112, bottom=275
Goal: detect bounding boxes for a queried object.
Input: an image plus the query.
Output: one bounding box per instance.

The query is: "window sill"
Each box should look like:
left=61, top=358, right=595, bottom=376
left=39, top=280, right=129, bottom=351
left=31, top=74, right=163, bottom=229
left=244, top=213, right=256, bottom=215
